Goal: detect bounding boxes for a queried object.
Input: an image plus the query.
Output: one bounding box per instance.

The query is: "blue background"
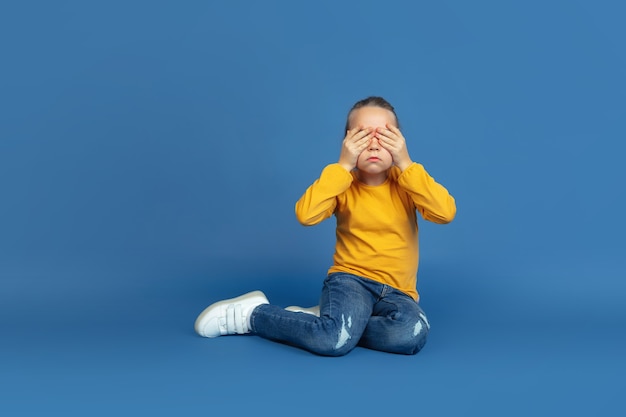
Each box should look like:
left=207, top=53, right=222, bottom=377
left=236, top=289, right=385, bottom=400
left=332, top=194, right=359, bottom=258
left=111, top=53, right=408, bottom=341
left=1, top=0, right=625, bottom=415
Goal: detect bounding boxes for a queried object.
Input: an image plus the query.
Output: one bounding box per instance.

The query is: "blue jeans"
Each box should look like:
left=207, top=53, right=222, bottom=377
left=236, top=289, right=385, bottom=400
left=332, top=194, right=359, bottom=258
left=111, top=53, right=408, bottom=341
left=250, top=273, right=430, bottom=356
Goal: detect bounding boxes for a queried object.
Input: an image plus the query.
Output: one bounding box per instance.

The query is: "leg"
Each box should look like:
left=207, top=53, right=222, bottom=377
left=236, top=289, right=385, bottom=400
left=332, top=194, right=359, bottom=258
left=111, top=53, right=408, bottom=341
left=251, top=273, right=375, bottom=356
left=358, top=287, right=430, bottom=355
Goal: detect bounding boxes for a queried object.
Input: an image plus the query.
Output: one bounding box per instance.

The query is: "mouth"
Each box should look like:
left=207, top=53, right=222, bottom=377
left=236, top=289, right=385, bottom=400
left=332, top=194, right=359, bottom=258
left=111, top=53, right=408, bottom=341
left=367, top=157, right=381, bottom=162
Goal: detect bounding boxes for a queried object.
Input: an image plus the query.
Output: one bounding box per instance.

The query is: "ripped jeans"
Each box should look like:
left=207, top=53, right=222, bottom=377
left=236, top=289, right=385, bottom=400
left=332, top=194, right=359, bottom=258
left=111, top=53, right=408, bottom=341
left=249, top=273, right=430, bottom=356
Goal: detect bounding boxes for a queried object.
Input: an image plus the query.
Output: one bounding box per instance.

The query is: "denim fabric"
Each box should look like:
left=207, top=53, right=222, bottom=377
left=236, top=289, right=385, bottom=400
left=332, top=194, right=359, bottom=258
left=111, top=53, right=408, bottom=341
left=250, top=273, right=430, bottom=356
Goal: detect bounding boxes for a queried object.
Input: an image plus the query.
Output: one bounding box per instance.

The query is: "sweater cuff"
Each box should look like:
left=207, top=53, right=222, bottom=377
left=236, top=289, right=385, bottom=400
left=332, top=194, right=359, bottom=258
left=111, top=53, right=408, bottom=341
left=398, top=162, right=425, bottom=178
left=318, top=163, right=354, bottom=193
left=322, top=163, right=354, bottom=180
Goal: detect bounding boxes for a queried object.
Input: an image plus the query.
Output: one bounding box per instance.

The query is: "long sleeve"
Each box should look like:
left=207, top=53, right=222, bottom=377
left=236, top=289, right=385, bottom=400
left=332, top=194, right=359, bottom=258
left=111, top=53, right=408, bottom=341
left=396, top=163, right=456, bottom=224
left=295, top=164, right=354, bottom=226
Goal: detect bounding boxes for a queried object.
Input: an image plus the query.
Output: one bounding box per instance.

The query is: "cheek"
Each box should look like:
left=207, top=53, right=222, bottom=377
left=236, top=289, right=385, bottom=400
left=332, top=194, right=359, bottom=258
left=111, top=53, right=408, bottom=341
left=356, top=151, right=372, bottom=167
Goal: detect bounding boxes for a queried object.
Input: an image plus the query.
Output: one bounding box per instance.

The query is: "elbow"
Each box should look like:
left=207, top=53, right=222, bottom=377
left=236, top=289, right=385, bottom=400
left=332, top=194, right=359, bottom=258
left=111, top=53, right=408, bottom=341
left=441, top=198, right=457, bottom=223
left=297, top=214, right=325, bottom=226
left=296, top=213, right=313, bottom=226
left=440, top=204, right=456, bottom=224
left=429, top=198, right=457, bottom=224
left=295, top=202, right=310, bottom=225
left=295, top=200, right=331, bottom=226
left=295, top=209, right=323, bottom=226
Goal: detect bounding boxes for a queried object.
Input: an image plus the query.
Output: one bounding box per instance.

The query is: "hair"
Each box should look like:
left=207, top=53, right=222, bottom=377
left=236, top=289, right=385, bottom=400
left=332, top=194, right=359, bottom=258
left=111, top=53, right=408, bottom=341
left=344, top=96, right=400, bottom=133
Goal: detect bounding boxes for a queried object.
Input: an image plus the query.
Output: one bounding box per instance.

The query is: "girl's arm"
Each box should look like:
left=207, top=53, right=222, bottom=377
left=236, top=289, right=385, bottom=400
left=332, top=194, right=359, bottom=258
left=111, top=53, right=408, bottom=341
left=377, top=124, right=456, bottom=223
left=295, top=164, right=353, bottom=225
left=397, top=163, right=457, bottom=224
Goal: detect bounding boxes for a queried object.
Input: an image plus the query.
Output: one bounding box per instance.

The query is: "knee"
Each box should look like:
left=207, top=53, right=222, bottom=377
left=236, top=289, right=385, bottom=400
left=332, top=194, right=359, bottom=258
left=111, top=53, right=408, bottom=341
left=307, top=318, right=360, bottom=357
left=307, top=341, right=355, bottom=356
left=406, top=331, right=428, bottom=355
left=394, top=320, right=430, bottom=355
left=404, top=310, right=431, bottom=354
left=307, top=332, right=359, bottom=357
left=313, top=344, right=355, bottom=357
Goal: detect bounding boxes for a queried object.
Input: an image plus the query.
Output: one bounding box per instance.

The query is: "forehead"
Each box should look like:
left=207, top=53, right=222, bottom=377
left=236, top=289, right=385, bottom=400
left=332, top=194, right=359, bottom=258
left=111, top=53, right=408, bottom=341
left=348, top=106, right=397, bottom=129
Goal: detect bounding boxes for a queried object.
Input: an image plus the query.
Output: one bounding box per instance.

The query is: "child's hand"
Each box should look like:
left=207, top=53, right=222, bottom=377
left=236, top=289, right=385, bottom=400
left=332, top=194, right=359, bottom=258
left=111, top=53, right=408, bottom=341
left=338, top=126, right=374, bottom=171
left=376, top=124, right=413, bottom=171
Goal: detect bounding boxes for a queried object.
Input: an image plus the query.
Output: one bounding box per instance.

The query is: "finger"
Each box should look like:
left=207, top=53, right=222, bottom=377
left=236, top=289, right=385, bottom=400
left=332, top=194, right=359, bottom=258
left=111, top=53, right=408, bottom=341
left=358, top=127, right=374, bottom=137
left=377, top=134, right=398, bottom=147
left=375, top=130, right=395, bottom=143
left=357, top=131, right=376, bottom=146
left=347, top=126, right=364, bottom=138
left=350, top=128, right=374, bottom=144
left=344, top=126, right=360, bottom=141
left=376, top=126, right=400, bottom=140
left=378, top=138, right=401, bottom=155
left=386, top=124, right=402, bottom=135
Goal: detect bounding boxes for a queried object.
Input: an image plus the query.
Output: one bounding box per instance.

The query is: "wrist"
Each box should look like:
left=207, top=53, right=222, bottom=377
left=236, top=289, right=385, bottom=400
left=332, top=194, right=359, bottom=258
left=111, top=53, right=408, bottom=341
left=396, top=158, right=413, bottom=171
left=338, top=155, right=355, bottom=172
left=338, top=161, right=354, bottom=172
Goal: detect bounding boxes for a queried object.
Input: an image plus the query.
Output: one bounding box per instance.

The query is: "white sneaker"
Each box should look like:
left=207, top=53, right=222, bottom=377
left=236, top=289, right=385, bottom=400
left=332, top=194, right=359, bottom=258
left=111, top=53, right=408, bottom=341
left=194, top=290, right=269, bottom=338
left=285, top=305, right=320, bottom=317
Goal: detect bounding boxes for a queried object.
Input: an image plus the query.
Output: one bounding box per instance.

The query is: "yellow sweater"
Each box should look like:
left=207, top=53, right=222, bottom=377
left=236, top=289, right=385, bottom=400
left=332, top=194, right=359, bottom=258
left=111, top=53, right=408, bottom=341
left=295, top=162, right=456, bottom=301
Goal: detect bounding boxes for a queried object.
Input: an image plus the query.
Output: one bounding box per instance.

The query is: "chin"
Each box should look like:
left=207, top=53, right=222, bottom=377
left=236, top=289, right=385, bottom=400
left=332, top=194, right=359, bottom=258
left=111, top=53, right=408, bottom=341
left=359, top=167, right=391, bottom=175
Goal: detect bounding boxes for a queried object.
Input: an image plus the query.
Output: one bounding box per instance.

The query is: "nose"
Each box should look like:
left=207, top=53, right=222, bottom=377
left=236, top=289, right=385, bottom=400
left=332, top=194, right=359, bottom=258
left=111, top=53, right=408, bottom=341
left=368, top=136, right=380, bottom=150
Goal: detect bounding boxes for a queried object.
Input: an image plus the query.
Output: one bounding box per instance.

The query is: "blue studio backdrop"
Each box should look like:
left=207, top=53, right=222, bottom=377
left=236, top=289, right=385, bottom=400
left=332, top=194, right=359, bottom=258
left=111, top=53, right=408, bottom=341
left=1, top=1, right=625, bottom=416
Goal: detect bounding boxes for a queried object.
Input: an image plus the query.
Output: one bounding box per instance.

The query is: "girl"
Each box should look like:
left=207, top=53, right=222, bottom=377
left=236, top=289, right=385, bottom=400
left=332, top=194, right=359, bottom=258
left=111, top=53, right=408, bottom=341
left=195, top=96, right=456, bottom=356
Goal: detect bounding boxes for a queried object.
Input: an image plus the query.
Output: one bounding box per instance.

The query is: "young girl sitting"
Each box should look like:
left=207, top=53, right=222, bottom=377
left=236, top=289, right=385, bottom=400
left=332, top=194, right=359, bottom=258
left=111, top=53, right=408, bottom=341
left=195, top=96, right=456, bottom=356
